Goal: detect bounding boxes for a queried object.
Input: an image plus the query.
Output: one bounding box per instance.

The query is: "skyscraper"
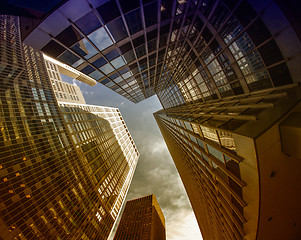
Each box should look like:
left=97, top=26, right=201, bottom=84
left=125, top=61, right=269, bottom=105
left=154, top=84, right=301, bottom=240
left=0, top=15, right=139, bottom=240
left=20, top=0, right=300, bottom=104
left=113, top=194, right=166, bottom=240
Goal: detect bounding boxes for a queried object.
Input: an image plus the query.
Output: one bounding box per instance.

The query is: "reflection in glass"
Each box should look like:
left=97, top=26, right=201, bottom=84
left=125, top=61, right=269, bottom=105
left=71, top=39, right=97, bottom=60
left=89, top=70, right=104, bottom=80
left=111, top=57, right=125, bottom=69
left=100, top=63, right=114, bottom=74
left=88, top=27, right=113, bottom=51
left=57, top=50, right=80, bottom=66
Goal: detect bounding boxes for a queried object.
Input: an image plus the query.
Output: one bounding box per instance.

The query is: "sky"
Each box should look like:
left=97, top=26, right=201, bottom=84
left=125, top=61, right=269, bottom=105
left=61, top=75, right=203, bottom=240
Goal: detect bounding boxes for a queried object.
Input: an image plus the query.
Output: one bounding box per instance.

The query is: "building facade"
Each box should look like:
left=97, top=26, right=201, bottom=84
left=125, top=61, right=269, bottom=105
left=0, top=15, right=139, bottom=240
left=113, top=194, right=165, bottom=240
left=154, top=84, right=301, bottom=240
left=44, top=57, right=86, bottom=104
left=21, top=0, right=301, bottom=105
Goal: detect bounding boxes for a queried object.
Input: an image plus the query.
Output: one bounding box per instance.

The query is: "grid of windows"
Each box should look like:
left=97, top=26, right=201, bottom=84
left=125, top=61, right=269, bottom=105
left=23, top=0, right=295, bottom=105
left=0, top=15, right=139, bottom=240
left=113, top=194, right=165, bottom=240
left=44, top=58, right=86, bottom=104
left=154, top=83, right=300, bottom=240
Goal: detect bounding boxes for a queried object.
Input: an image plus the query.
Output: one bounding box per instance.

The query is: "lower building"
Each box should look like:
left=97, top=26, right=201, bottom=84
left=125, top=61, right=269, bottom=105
left=154, top=84, right=301, bottom=240
left=113, top=194, right=166, bottom=240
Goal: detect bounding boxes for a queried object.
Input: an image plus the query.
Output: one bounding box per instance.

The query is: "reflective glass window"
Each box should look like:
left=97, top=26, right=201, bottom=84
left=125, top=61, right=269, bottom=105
left=123, top=50, right=136, bottom=63
left=72, top=59, right=84, bottom=68
left=57, top=50, right=80, bottom=66
left=71, top=39, right=97, bottom=59
left=92, top=57, right=107, bottom=68
left=119, top=0, right=139, bottom=13
left=105, top=49, right=120, bottom=61
left=111, top=57, right=125, bottom=69
left=88, top=27, right=113, bottom=51
left=81, top=65, right=95, bottom=75
left=125, top=9, right=143, bottom=35
left=99, top=63, right=114, bottom=74
left=114, top=76, right=123, bottom=84
left=210, top=2, right=230, bottom=30
left=245, top=70, right=272, bottom=91
left=89, top=70, right=104, bottom=80
left=135, top=44, right=146, bottom=58
left=207, top=145, right=224, bottom=163
left=75, top=11, right=102, bottom=35
left=41, top=40, right=66, bottom=58
left=56, top=26, right=83, bottom=48
left=97, top=1, right=120, bottom=24
left=107, top=17, right=128, bottom=42
left=144, top=2, right=158, bottom=27
left=122, top=71, right=132, bottom=79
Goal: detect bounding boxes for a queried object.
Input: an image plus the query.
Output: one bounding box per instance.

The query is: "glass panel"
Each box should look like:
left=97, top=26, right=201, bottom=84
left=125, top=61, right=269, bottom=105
left=200, top=126, right=219, bottom=143
left=99, top=63, right=114, bottom=74
left=96, top=0, right=120, bottom=24
left=144, top=2, right=158, bottom=27
left=105, top=49, right=120, bottom=61
left=123, top=50, right=136, bottom=64
left=88, top=27, right=113, bottom=51
left=72, top=59, right=84, bottom=68
left=106, top=17, right=128, bottom=42
left=75, top=11, right=102, bottom=35
left=89, top=70, right=104, bottom=80
left=207, top=145, right=224, bottom=163
left=124, top=9, right=143, bottom=35
left=71, top=39, right=97, bottom=59
left=56, top=26, right=83, bottom=48
left=122, top=71, right=132, bottom=79
left=81, top=65, right=94, bottom=75
left=92, top=57, right=107, bottom=68
left=57, top=50, right=80, bottom=65
left=111, top=56, right=125, bottom=69
left=217, top=130, right=236, bottom=152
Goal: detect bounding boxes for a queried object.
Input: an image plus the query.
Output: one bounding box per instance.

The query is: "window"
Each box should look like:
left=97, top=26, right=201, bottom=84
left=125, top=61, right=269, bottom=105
left=75, top=11, right=102, bottom=35
left=88, top=27, right=113, bottom=51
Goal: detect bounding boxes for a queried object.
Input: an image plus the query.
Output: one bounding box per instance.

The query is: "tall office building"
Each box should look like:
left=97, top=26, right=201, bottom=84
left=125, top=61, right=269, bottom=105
left=113, top=194, right=165, bottom=240
left=21, top=0, right=300, bottom=104
left=0, top=15, right=139, bottom=240
left=154, top=84, right=301, bottom=240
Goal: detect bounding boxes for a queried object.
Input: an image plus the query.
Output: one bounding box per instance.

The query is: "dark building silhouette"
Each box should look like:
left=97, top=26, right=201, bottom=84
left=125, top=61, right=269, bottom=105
left=113, top=194, right=165, bottom=240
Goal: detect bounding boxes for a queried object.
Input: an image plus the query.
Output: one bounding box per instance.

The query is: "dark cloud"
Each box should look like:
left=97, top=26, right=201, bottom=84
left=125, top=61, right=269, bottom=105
left=61, top=76, right=202, bottom=239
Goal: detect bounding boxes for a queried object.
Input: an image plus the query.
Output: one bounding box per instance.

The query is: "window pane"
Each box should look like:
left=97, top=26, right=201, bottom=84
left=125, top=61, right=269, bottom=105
left=124, top=9, right=143, bottom=35
left=75, top=11, right=101, bottom=35
left=88, top=27, right=113, bottom=51
left=111, top=57, right=125, bottom=69
left=207, top=145, right=224, bottom=163
left=89, top=70, right=104, bottom=80
left=57, top=50, right=80, bottom=65
left=71, top=39, right=97, bottom=59
left=107, top=17, right=128, bottom=42
left=99, top=63, right=114, bottom=74
left=56, top=26, right=82, bottom=48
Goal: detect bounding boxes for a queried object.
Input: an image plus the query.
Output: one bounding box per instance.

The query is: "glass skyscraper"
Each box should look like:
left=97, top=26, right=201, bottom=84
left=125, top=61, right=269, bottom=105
left=0, top=15, right=139, bottom=240
left=21, top=0, right=300, bottom=105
